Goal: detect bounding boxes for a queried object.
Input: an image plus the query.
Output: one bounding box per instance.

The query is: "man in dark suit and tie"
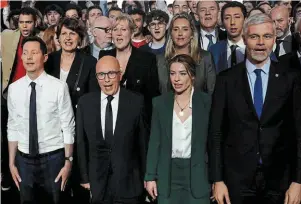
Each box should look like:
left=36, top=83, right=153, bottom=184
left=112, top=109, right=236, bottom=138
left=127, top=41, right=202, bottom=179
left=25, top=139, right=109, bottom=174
left=76, top=56, right=148, bottom=204
left=209, top=13, right=301, bottom=204
left=209, top=1, right=247, bottom=73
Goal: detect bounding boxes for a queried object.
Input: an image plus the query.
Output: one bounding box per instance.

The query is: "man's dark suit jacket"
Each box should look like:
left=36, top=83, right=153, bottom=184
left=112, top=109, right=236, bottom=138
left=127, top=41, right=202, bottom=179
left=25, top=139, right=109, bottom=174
left=98, top=47, right=160, bottom=120
left=278, top=51, right=301, bottom=71
left=209, top=61, right=301, bottom=198
left=76, top=88, right=148, bottom=202
left=45, top=50, right=99, bottom=112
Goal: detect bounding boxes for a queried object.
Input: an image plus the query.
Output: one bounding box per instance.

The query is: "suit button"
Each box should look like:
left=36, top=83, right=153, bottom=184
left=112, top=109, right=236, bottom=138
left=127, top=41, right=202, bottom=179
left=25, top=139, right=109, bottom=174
left=257, top=152, right=260, bottom=155
left=75, top=105, right=77, bottom=108
left=76, top=87, right=80, bottom=91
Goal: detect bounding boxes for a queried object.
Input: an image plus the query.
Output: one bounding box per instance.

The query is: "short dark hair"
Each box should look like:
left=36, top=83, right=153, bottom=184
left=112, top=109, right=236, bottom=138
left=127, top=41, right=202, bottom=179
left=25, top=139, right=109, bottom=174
left=65, top=3, right=82, bottom=18
left=108, top=7, right=122, bottom=17
left=167, top=4, right=173, bottom=8
left=257, top=1, right=271, bottom=8
left=221, top=1, right=247, bottom=21
left=293, top=2, right=301, bottom=19
left=22, top=36, right=47, bottom=55
left=56, top=18, right=86, bottom=44
left=128, top=9, right=146, bottom=22
left=7, top=9, right=20, bottom=22
left=19, top=7, right=37, bottom=22
left=86, top=5, right=103, bottom=20
left=44, top=4, right=64, bottom=16
left=146, top=10, right=169, bottom=26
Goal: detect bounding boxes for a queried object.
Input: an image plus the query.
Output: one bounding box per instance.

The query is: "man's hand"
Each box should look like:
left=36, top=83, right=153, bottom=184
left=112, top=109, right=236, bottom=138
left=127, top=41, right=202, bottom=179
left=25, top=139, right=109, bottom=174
left=80, top=183, right=90, bottom=190
left=55, top=162, right=72, bottom=191
left=213, top=181, right=231, bottom=204
left=146, top=181, right=158, bottom=200
left=9, top=164, right=21, bottom=191
left=284, top=182, right=301, bottom=204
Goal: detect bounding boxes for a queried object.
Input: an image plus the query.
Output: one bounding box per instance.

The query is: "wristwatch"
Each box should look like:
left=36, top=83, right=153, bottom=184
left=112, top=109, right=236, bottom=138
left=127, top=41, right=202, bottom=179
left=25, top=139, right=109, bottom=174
left=65, top=156, right=74, bottom=162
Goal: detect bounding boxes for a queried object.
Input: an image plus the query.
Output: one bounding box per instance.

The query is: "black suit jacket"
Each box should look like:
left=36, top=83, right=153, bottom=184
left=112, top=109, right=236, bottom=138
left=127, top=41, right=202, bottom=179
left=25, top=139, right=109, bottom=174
left=278, top=51, right=301, bottom=71
left=98, top=47, right=160, bottom=120
left=209, top=61, right=301, bottom=194
left=76, top=88, right=148, bottom=201
left=45, top=50, right=99, bottom=112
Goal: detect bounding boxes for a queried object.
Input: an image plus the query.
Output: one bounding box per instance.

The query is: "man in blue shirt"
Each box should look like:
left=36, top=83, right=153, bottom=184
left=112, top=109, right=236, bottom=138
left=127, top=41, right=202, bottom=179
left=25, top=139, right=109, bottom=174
left=209, top=13, right=301, bottom=204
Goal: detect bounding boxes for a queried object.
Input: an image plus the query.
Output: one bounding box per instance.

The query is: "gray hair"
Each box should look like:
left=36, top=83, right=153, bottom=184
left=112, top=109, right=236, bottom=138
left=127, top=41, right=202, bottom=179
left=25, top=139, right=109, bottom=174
left=243, top=13, right=276, bottom=36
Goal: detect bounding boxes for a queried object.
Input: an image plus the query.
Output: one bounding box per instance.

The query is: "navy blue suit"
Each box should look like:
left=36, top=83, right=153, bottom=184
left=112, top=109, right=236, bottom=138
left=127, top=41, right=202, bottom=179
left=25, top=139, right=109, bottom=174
left=209, top=41, right=228, bottom=73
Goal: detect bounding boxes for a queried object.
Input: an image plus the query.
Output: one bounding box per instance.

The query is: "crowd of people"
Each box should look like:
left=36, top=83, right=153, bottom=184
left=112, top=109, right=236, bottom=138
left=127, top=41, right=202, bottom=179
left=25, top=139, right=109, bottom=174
left=1, top=0, right=301, bottom=204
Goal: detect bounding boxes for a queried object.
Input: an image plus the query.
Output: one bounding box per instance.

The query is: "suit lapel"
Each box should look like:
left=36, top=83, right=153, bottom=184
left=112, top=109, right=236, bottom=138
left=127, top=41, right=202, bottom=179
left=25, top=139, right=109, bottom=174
left=164, top=92, right=174, bottom=140
left=66, top=51, right=82, bottom=90
left=218, top=41, right=228, bottom=72
left=94, top=92, right=104, bottom=141
left=52, top=50, right=62, bottom=78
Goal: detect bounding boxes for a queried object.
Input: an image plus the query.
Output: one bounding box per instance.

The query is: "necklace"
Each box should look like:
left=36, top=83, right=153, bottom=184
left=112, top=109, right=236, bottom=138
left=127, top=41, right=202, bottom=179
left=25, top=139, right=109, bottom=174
left=175, top=97, right=190, bottom=117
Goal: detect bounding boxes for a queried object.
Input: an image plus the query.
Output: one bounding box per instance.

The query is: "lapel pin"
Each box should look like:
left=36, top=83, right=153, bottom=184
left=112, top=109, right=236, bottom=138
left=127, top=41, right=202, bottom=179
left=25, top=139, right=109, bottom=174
left=76, top=87, right=80, bottom=91
left=137, top=79, right=140, bottom=83
left=275, top=74, right=279, bottom=77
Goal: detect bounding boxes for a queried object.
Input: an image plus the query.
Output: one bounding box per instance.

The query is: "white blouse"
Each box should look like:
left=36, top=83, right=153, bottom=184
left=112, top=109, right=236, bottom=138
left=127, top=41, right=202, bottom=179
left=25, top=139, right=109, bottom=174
left=60, top=68, right=69, bottom=82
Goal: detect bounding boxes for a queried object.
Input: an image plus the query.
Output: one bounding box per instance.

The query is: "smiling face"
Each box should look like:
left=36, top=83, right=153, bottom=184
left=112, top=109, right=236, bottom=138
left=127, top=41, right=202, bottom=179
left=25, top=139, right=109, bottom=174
left=244, top=22, right=275, bottom=65
left=197, top=1, right=218, bottom=30
left=112, top=20, right=132, bottom=50
left=22, top=41, right=48, bottom=74
left=170, top=62, right=194, bottom=94
left=171, top=18, right=193, bottom=49
left=19, top=14, right=36, bottom=37
left=59, top=26, right=81, bottom=52
left=223, top=7, right=244, bottom=39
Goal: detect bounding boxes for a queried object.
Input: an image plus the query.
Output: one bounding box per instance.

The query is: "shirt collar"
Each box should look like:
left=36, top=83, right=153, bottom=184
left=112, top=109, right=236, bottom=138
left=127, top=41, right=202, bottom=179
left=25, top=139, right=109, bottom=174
left=246, top=58, right=271, bottom=75
left=25, top=71, right=47, bottom=87
left=189, top=87, right=194, bottom=109
left=101, top=87, right=120, bottom=102
left=201, top=28, right=216, bottom=38
left=227, top=38, right=245, bottom=48
left=280, top=30, right=291, bottom=41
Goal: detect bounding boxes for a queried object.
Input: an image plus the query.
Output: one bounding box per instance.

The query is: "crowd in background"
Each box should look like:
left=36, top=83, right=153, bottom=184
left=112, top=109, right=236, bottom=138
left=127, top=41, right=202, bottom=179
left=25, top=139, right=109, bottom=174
left=1, top=0, right=301, bottom=204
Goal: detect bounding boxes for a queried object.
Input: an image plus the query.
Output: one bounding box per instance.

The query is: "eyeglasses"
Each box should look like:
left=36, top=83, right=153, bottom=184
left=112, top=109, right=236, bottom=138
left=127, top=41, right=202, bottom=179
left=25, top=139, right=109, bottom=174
left=94, top=27, right=112, bottom=33
left=149, top=21, right=166, bottom=29
left=96, top=71, right=120, bottom=80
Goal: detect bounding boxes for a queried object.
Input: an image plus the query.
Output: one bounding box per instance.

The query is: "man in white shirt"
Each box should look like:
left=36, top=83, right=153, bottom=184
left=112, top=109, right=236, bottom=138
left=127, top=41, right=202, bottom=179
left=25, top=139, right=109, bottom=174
left=209, top=1, right=247, bottom=73
left=90, top=16, right=114, bottom=59
left=270, top=5, right=293, bottom=58
left=7, top=36, right=75, bottom=204
left=197, top=0, right=227, bottom=51
left=77, top=56, right=147, bottom=204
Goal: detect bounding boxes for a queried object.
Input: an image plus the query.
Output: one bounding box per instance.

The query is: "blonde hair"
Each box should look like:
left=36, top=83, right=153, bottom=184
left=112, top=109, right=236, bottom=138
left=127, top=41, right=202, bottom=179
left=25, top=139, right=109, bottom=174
left=165, top=12, right=200, bottom=62
left=114, top=13, right=136, bottom=33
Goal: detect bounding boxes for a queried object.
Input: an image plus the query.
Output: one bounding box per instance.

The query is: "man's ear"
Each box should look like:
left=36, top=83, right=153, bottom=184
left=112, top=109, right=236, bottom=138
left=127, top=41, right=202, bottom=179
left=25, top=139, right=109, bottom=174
left=44, top=54, right=48, bottom=63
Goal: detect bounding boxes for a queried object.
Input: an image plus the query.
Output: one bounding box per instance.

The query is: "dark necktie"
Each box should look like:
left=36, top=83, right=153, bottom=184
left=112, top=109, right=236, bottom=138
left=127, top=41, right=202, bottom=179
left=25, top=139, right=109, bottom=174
left=253, top=69, right=263, bottom=118
left=29, top=82, right=39, bottom=156
left=205, top=34, right=214, bottom=50
left=230, top=45, right=238, bottom=67
left=274, top=39, right=282, bottom=58
left=105, top=95, right=114, bottom=147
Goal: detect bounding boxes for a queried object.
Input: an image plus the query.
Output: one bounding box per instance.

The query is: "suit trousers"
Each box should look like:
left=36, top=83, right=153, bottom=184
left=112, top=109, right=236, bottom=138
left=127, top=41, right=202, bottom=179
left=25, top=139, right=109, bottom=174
left=16, top=149, right=64, bottom=204
left=158, top=158, right=210, bottom=204
left=233, top=165, right=285, bottom=204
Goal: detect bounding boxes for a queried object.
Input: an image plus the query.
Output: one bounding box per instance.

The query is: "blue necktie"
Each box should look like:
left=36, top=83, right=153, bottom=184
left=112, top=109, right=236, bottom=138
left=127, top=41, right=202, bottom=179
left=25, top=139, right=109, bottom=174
left=205, top=34, right=214, bottom=50
left=254, top=69, right=263, bottom=118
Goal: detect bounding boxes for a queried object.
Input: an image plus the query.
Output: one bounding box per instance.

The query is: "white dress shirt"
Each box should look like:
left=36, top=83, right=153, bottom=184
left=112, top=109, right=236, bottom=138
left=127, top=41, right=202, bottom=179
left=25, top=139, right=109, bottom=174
left=172, top=88, right=193, bottom=159
left=227, top=38, right=246, bottom=68
left=7, top=71, right=75, bottom=154
left=100, top=89, right=120, bottom=138
left=200, top=29, right=217, bottom=51
left=60, top=69, right=69, bottom=82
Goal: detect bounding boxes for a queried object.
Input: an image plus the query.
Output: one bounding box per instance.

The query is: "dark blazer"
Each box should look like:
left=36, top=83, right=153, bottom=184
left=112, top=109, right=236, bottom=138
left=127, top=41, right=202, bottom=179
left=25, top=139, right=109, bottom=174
left=145, top=91, right=211, bottom=198
left=76, top=88, right=148, bottom=202
left=156, top=50, right=216, bottom=94
left=197, top=27, right=227, bottom=50
left=209, top=61, right=301, bottom=198
left=278, top=51, right=301, bottom=70
left=45, top=50, right=99, bottom=112
left=98, top=47, right=160, bottom=119
left=209, top=40, right=228, bottom=73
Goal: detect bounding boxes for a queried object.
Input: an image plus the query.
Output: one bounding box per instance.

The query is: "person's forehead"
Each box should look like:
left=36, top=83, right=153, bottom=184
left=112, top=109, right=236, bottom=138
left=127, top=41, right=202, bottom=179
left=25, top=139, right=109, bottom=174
left=89, top=8, right=101, bottom=14
left=97, top=63, right=120, bottom=71
left=23, top=41, right=40, bottom=49
left=66, top=9, right=78, bottom=14
left=224, top=7, right=243, bottom=14
left=174, top=0, right=188, bottom=6
left=150, top=18, right=164, bottom=23
left=94, top=19, right=110, bottom=27
left=19, top=14, right=34, bottom=20
left=247, top=22, right=274, bottom=33
left=116, top=20, right=129, bottom=27
left=199, top=1, right=217, bottom=8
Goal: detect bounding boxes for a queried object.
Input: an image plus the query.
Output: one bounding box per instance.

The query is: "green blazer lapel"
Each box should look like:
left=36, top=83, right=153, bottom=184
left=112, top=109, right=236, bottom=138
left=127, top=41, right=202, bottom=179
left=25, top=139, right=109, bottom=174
left=191, top=93, right=208, bottom=167
left=164, top=92, right=174, bottom=140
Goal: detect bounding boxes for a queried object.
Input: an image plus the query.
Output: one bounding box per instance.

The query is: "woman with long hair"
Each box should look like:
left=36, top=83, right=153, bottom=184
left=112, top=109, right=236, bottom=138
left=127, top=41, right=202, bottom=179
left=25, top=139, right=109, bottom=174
left=42, top=25, right=61, bottom=53
left=156, top=12, right=216, bottom=94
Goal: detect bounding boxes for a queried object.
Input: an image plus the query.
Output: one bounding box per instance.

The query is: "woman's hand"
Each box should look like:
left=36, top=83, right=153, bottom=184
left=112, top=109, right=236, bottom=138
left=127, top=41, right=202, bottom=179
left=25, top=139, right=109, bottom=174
left=146, top=180, right=158, bottom=200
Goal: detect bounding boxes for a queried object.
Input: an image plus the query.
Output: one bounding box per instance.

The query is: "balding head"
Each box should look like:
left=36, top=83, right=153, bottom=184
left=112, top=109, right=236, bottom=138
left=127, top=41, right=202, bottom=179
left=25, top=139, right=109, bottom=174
left=92, top=16, right=112, bottom=47
left=96, top=56, right=121, bottom=96
left=92, top=16, right=111, bottom=28
left=270, top=5, right=290, bottom=38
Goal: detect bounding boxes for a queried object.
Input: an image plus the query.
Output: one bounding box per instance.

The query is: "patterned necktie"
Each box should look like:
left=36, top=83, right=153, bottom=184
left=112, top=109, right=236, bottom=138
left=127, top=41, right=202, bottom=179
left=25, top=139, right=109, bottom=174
left=253, top=69, right=263, bottom=118
left=205, top=34, right=214, bottom=50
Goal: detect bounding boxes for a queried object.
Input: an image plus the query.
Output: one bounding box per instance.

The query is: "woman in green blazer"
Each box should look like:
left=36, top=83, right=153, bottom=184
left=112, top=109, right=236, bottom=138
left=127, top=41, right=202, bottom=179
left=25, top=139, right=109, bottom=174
left=145, top=54, right=211, bottom=204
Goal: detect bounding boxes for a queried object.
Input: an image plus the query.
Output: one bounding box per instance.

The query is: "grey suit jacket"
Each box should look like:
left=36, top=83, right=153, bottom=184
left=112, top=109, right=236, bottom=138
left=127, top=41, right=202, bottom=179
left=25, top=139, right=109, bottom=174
left=282, top=34, right=292, bottom=55
left=156, top=50, right=216, bottom=94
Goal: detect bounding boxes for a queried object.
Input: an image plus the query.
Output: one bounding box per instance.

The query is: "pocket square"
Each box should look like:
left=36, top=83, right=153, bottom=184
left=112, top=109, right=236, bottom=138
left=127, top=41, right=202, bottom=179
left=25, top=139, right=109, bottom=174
left=136, top=79, right=140, bottom=83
